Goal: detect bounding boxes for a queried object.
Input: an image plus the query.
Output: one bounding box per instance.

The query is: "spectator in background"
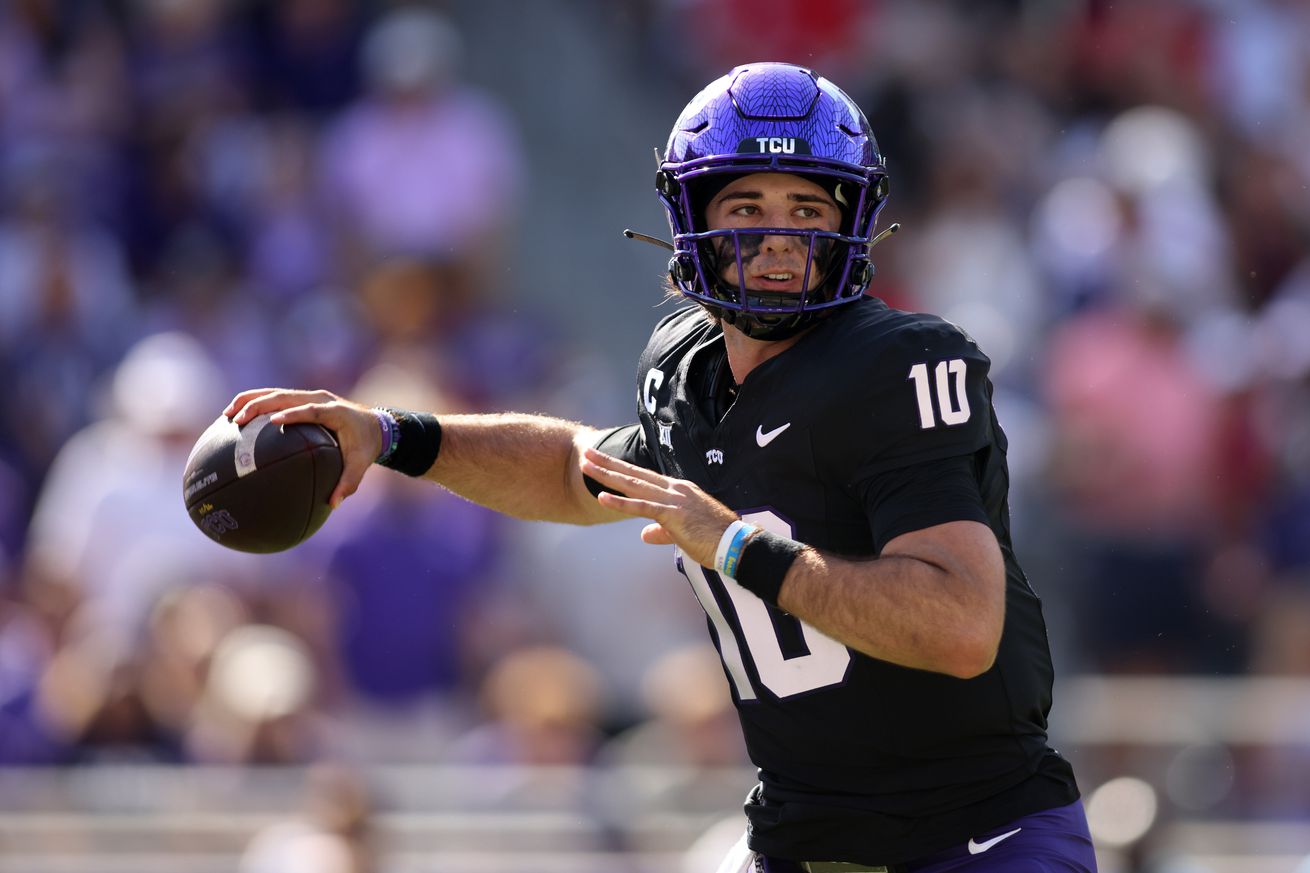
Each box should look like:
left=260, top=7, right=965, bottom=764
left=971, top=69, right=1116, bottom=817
left=33, top=606, right=182, bottom=762
left=140, top=226, right=289, bottom=395
left=0, top=460, right=27, bottom=565
left=117, top=0, right=253, bottom=277
left=1041, top=296, right=1236, bottom=673
left=900, top=86, right=1050, bottom=385
left=302, top=362, right=504, bottom=757
left=186, top=623, right=323, bottom=764
left=0, top=569, right=64, bottom=764
left=317, top=7, right=524, bottom=288
left=651, top=0, right=869, bottom=90
left=0, top=166, right=139, bottom=506
left=23, top=332, right=255, bottom=636
left=353, top=256, right=461, bottom=389
left=318, top=466, right=500, bottom=707
left=246, top=0, right=366, bottom=117
left=600, top=643, right=747, bottom=769
left=240, top=763, right=376, bottom=873
left=242, top=117, right=336, bottom=303
left=497, top=516, right=708, bottom=727
left=136, top=583, right=250, bottom=751
left=352, top=253, right=562, bottom=410
left=447, top=645, right=606, bottom=766
left=0, top=1, right=132, bottom=224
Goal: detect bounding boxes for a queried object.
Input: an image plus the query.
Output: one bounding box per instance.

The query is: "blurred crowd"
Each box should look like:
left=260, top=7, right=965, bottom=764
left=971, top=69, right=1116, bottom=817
left=2, top=0, right=1310, bottom=839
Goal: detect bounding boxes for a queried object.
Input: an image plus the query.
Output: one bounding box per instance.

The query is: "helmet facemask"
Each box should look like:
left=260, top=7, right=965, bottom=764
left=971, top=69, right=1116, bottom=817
left=697, top=228, right=843, bottom=339
left=663, top=162, right=887, bottom=340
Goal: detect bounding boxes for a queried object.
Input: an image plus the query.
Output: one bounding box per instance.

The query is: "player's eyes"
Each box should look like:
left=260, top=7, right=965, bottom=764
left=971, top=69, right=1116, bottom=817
left=721, top=202, right=827, bottom=223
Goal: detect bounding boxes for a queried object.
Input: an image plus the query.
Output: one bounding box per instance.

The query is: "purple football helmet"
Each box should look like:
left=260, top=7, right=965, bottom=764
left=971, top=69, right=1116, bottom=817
left=658, top=62, right=889, bottom=339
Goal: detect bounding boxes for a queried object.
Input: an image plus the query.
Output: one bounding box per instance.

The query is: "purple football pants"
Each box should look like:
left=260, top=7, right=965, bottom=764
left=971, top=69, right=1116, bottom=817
left=750, top=800, right=1097, bottom=873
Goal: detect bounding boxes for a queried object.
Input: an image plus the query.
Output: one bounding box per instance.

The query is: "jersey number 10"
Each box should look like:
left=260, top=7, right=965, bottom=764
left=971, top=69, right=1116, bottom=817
left=679, top=510, right=852, bottom=700
left=908, top=359, right=971, bottom=429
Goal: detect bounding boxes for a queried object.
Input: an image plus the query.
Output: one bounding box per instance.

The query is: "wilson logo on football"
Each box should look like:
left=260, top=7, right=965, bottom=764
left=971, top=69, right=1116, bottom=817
left=183, top=472, right=218, bottom=503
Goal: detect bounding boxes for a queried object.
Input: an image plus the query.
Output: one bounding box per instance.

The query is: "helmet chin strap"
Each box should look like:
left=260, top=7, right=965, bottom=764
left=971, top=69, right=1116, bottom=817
left=712, top=287, right=834, bottom=340
left=720, top=306, right=824, bottom=341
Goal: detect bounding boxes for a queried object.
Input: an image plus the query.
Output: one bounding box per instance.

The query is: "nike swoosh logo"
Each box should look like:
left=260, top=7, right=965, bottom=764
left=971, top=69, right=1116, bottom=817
left=755, top=422, right=791, bottom=447
left=967, top=827, right=1021, bottom=855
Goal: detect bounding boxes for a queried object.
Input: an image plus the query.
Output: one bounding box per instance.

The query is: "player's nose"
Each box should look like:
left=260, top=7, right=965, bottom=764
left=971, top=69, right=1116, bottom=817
left=760, top=231, right=802, bottom=256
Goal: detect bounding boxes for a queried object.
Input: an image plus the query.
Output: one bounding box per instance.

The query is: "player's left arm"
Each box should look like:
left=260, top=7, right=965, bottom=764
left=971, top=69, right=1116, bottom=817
left=773, top=519, right=1004, bottom=679
left=579, top=448, right=1003, bottom=678
left=788, top=317, right=1006, bottom=677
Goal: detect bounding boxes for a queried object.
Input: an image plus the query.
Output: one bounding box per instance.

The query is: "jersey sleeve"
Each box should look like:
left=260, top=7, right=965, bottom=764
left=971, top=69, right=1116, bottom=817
left=582, top=424, right=655, bottom=499
left=847, top=317, right=994, bottom=479
left=831, top=316, right=997, bottom=547
left=862, top=454, right=991, bottom=552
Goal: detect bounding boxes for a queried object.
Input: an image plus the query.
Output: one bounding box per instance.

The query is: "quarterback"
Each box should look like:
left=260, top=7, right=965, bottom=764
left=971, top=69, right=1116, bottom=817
left=226, top=63, right=1095, bottom=871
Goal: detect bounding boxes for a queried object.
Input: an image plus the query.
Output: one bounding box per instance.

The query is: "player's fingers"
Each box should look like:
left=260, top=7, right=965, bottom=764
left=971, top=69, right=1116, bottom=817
left=229, top=391, right=292, bottom=423
left=268, top=402, right=377, bottom=456
left=582, top=447, right=669, bottom=486
left=596, top=491, right=668, bottom=520
left=223, top=388, right=279, bottom=418
left=263, top=402, right=373, bottom=510
left=265, top=402, right=327, bottom=426
left=329, top=457, right=371, bottom=510
left=580, top=456, right=671, bottom=498
left=641, top=523, right=674, bottom=545
left=233, top=389, right=337, bottom=425
left=272, top=406, right=372, bottom=510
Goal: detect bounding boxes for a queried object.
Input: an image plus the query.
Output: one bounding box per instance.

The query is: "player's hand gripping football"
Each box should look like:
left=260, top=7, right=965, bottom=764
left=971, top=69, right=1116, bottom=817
left=580, top=447, right=739, bottom=569
left=224, top=388, right=381, bottom=509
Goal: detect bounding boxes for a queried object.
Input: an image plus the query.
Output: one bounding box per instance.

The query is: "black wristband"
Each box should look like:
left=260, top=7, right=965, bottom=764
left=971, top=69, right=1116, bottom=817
left=734, top=530, right=803, bottom=606
left=376, top=408, right=442, bottom=477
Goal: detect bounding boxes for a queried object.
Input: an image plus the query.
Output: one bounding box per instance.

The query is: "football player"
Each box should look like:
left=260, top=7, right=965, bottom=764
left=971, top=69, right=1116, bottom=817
left=226, top=62, right=1095, bottom=872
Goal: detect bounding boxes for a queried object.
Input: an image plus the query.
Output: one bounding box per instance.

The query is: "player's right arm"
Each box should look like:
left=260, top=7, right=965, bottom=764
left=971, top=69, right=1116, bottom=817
left=427, top=412, right=628, bottom=525
left=224, top=389, right=627, bottom=526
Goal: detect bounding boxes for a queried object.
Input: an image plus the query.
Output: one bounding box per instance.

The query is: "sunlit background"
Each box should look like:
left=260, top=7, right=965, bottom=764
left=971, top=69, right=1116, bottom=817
left=2, top=0, right=1310, bottom=871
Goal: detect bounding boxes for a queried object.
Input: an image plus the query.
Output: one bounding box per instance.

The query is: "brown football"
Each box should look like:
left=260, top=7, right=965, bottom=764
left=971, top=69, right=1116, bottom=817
left=182, top=413, right=342, bottom=553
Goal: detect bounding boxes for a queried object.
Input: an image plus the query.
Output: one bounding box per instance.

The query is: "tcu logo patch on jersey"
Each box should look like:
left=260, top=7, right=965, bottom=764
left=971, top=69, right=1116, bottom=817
left=706, top=448, right=724, bottom=465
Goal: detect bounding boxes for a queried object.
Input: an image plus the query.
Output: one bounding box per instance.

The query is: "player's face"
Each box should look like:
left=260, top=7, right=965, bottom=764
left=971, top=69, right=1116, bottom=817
left=704, top=173, right=841, bottom=294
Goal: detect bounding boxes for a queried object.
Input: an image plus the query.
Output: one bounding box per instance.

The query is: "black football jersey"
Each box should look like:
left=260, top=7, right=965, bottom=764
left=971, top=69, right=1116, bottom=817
left=590, top=296, right=1078, bottom=864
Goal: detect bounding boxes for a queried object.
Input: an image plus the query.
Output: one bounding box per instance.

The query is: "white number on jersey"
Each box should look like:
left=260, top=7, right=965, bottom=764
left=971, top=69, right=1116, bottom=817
left=908, top=359, right=970, bottom=429
left=679, top=509, right=851, bottom=700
